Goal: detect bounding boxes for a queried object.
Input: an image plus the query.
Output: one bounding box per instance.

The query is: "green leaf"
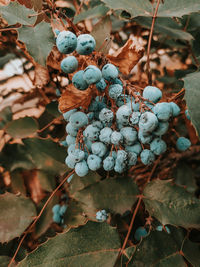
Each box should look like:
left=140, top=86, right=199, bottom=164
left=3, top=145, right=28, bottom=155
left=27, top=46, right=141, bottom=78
left=10, top=170, right=26, bottom=195
left=0, top=192, right=36, bottom=243
left=74, top=4, right=109, bottom=24
left=129, top=227, right=186, bottom=266
left=0, top=106, right=12, bottom=129
left=143, top=180, right=200, bottom=228
left=37, top=170, right=56, bottom=192
left=23, top=138, right=68, bottom=174
left=0, top=1, right=36, bottom=25
left=102, top=0, right=152, bottom=18
left=17, top=21, right=55, bottom=66
left=18, top=221, right=121, bottom=267
left=0, top=256, right=16, bottom=267
left=73, top=177, right=139, bottom=216
left=134, top=17, right=193, bottom=41
left=182, top=239, right=200, bottom=266
left=183, top=71, right=200, bottom=137
left=157, top=0, right=200, bottom=18
left=6, top=117, right=38, bottom=138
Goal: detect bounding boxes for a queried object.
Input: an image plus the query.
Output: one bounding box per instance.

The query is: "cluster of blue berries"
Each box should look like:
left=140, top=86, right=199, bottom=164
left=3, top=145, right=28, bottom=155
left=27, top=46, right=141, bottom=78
left=96, top=209, right=108, bottom=222
left=52, top=203, right=68, bottom=224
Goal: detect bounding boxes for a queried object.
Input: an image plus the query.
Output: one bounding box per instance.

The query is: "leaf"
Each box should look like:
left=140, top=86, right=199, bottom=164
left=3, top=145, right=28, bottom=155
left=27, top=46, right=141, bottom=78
left=0, top=106, right=12, bottom=129
left=10, top=170, right=26, bottom=195
left=6, top=117, right=38, bottom=138
left=107, top=38, right=144, bottom=75
left=0, top=192, right=36, bottom=243
left=182, top=239, right=200, bottom=267
left=129, top=227, right=186, bottom=266
left=73, top=176, right=139, bottom=216
left=91, top=15, right=112, bottom=54
left=0, top=1, right=36, bottom=25
left=0, top=256, right=16, bottom=267
left=37, top=170, right=56, bottom=192
left=23, top=137, right=68, bottom=174
left=74, top=4, right=109, bottom=24
left=17, top=21, right=55, bottom=66
left=143, top=179, right=200, bottom=228
left=134, top=17, right=193, bottom=41
left=33, top=64, right=50, bottom=88
left=183, top=71, right=200, bottom=137
left=157, top=0, right=200, bottom=18
left=58, top=84, right=93, bottom=113
left=102, top=0, right=152, bottom=18
left=18, top=221, right=121, bottom=267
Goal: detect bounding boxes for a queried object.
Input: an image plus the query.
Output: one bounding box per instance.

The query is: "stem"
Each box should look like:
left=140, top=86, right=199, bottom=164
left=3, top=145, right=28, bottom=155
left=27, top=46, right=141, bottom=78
left=146, top=0, right=161, bottom=84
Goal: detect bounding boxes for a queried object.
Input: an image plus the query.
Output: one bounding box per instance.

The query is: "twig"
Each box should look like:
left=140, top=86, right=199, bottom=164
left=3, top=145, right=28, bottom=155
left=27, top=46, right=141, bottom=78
left=37, top=114, right=63, bottom=133
left=146, top=0, right=161, bottom=84
left=8, top=170, right=75, bottom=267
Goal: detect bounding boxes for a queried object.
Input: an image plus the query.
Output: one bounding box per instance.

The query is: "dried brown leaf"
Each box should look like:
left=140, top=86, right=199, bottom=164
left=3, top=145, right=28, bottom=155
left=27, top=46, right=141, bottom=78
left=58, top=84, right=93, bottom=113
left=107, top=38, right=144, bottom=75
left=33, top=64, right=50, bottom=87
left=0, top=0, right=10, bottom=6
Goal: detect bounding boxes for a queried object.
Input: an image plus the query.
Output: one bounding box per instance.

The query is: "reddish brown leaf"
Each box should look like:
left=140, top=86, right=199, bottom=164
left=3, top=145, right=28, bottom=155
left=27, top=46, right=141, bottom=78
left=58, top=84, right=93, bottom=113
left=47, top=46, right=65, bottom=70
left=34, top=64, right=50, bottom=88
left=107, top=38, right=144, bottom=75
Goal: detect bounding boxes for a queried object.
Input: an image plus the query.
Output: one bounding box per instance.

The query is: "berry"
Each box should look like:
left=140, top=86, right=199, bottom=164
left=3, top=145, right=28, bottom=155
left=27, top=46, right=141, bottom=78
left=114, top=160, right=126, bottom=173
left=150, top=138, right=167, bottom=155
left=76, top=34, right=96, bottom=55
left=120, top=127, right=137, bottom=145
left=83, top=125, right=100, bottom=141
left=129, top=112, right=141, bottom=125
left=92, top=120, right=103, bottom=129
left=69, top=111, right=88, bottom=128
left=84, top=138, right=93, bottom=151
left=108, top=84, right=123, bottom=100
left=185, top=109, right=191, bottom=120
left=116, top=105, right=132, bottom=125
left=52, top=204, right=60, bottom=214
left=103, top=156, right=115, bottom=171
left=66, top=135, right=76, bottom=146
left=112, top=78, right=123, bottom=86
left=116, top=94, right=130, bottom=107
left=127, top=151, right=137, bottom=166
left=126, top=100, right=140, bottom=112
left=59, top=205, right=68, bottom=216
left=63, top=109, right=77, bottom=121
left=72, top=70, right=88, bottom=90
left=92, top=142, right=107, bottom=157
left=75, top=160, right=89, bottom=177
left=143, top=86, right=162, bottom=103
left=60, top=56, right=78, bottom=73
left=53, top=213, right=61, bottom=224
left=139, top=112, right=158, bottom=133
left=176, top=137, right=191, bottom=151
left=99, top=108, right=114, bottom=124
left=140, top=149, right=155, bottom=165
left=102, top=63, right=118, bottom=81
left=125, top=142, right=142, bottom=155
left=111, top=131, right=123, bottom=145
left=87, top=154, right=102, bottom=171
left=116, top=150, right=127, bottom=163
left=96, top=209, right=108, bottom=222
left=138, top=130, right=153, bottom=144
left=66, top=123, right=78, bottom=137
left=134, top=227, right=148, bottom=241
left=153, top=122, right=169, bottom=136
left=99, top=127, right=113, bottom=144
left=96, top=78, right=107, bottom=92
left=56, top=30, right=77, bottom=54
left=70, top=148, right=85, bottom=163
left=67, top=144, right=76, bottom=154
left=156, top=225, right=170, bottom=234
left=67, top=174, right=74, bottom=183
left=153, top=102, right=172, bottom=121
left=83, top=65, right=102, bottom=84
left=169, top=102, right=180, bottom=117
left=65, top=155, right=76, bottom=168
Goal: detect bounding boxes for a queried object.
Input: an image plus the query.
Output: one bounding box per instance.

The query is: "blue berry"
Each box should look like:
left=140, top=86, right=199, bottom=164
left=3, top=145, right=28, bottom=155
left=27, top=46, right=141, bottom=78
left=66, top=135, right=76, bottom=146
left=114, top=160, right=126, bottom=173
left=75, top=160, right=89, bottom=177
left=156, top=225, right=170, bottom=234
left=67, top=174, right=74, bottom=183
left=116, top=105, right=132, bottom=125
left=102, top=63, right=118, bottom=81
left=83, top=65, right=102, bottom=84
left=176, top=137, right=191, bottom=151
left=96, top=78, right=107, bottom=92
left=92, top=121, right=103, bottom=129
left=96, top=209, right=108, bottom=222
left=56, top=31, right=77, bottom=54
left=72, top=70, right=88, bottom=90
left=153, top=102, right=172, bottom=121
left=138, top=130, right=152, bottom=144
left=140, top=149, right=155, bottom=165
left=126, top=100, right=140, bottom=112
left=69, top=111, right=88, bottom=128
left=116, top=94, right=130, bottom=107
left=99, top=108, right=114, bottom=124
left=129, top=112, right=141, bottom=125
left=83, top=125, right=100, bottom=141
left=61, top=56, right=78, bottom=73
left=63, top=109, right=77, bottom=121
left=111, top=131, right=123, bottom=145
left=66, top=123, right=78, bottom=136
left=153, top=122, right=169, bottom=136
left=87, top=154, right=102, bottom=171
left=91, top=142, right=107, bottom=157
left=52, top=204, right=60, bottom=214
left=84, top=138, right=93, bottom=151
left=87, top=112, right=94, bottom=121
left=134, top=227, right=148, bottom=241
left=76, top=34, right=96, bottom=55
left=150, top=138, right=167, bottom=155
left=55, top=29, right=60, bottom=36
left=143, top=86, right=162, bottom=103
left=65, top=155, right=76, bottom=168
left=67, top=144, right=76, bottom=154
left=169, top=102, right=180, bottom=117
left=116, top=150, right=127, bottom=163
left=127, top=151, right=137, bottom=166
left=112, top=78, right=123, bottom=86
left=53, top=213, right=61, bottom=224
left=139, top=112, right=158, bottom=134
left=103, top=156, right=115, bottom=171
left=144, top=101, right=154, bottom=110
left=59, top=205, right=68, bottom=216
left=60, top=140, right=68, bottom=147
left=120, top=127, right=137, bottom=145
left=99, top=127, right=113, bottom=144
left=108, top=84, right=123, bottom=100
left=70, top=148, right=85, bottom=162
left=185, top=109, right=191, bottom=120
left=125, top=142, right=142, bottom=155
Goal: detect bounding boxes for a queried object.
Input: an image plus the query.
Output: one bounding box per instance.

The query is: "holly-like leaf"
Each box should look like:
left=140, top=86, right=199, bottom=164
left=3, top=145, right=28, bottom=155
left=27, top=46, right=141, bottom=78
left=6, top=117, right=38, bottom=138
left=17, top=21, right=55, bottom=66
left=33, top=64, right=50, bottom=87
left=0, top=256, right=16, bottom=267
left=143, top=180, right=200, bottom=228
left=183, top=71, right=200, bottom=137
left=10, top=170, right=27, bottom=195
left=0, top=1, right=36, bottom=25
left=37, top=170, right=56, bottom=192
left=182, top=239, right=200, bottom=267
left=0, top=192, right=36, bottom=243
left=0, top=106, right=12, bottom=129
left=18, top=221, right=121, bottom=267
left=73, top=177, right=139, bottom=216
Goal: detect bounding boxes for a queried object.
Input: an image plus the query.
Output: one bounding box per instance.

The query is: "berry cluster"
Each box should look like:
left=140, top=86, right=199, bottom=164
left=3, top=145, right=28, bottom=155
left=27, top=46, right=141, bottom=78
left=56, top=30, right=191, bottom=177
left=52, top=203, right=68, bottom=224
left=96, top=209, right=108, bottom=222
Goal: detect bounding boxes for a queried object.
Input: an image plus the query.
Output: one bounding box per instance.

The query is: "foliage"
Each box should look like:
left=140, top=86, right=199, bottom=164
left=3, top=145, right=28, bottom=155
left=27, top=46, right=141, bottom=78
left=0, top=0, right=200, bottom=266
